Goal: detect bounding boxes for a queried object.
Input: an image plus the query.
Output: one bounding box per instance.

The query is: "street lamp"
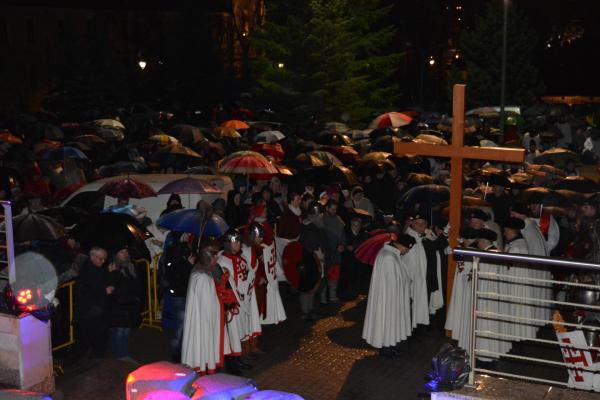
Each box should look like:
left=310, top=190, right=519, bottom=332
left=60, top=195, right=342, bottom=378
left=277, top=62, right=285, bottom=69
left=138, top=60, right=147, bottom=70
left=428, top=57, right=435, bottom=67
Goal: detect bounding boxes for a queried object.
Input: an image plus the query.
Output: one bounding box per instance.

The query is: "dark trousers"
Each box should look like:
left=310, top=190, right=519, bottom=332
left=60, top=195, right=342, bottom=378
left=69, top=315, right=108, bottom=361
left=162, top=293, right=186, bottom=362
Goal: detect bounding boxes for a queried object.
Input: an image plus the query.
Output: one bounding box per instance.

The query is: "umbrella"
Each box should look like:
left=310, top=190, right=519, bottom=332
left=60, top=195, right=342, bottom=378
left=400, top=184, right=450, bottom=205
left=354, top=232, right=397, bottom=266
left=314, top=133, right=353, bottom=146
left=319, top=165, right=359, bottom=186
left=92, top=119, right=126, bottom=130
left=255, top=130, right=286, bottom=143
left=150, top=144, right=203, bottom=167
left=218, top=150, right=278, bottom=175
left=462, top=195, right=491, bottom=207
left=306, top=151, right=343, bottom=167
left=480, top=139, right=498, bottom=147
left=466, top=107, right=499, bottom=117
left=37, top=206, right=89, bottom=227
left=362, top=152, right=392, bottom=162
left=157, top=177, right=222, bottom=195
left=11, top=213, right=65, bottom=242
left=355, top=159, right=395, bottom=177
left=147, top=134, right=179, bottom=146
left=554, top=189, right=590, bottom=205
left=73, top=212, right=152, bottom=254
left=52, top=182, right=85, bottom=203
left=41, top=146, right=89, bottom=161
left=413, top=134, right=448, bottom=145
left=469, top=168, right=511, bottom=187
left=156, top=209, right=229, bottom=237
left=406, top=172, right=434, bottom=187
left=514, top=187, right=561, bottom=205
left=526, top=164, right=566, bottom=178
left=63, top=141, right=93, bottom=153
left=322, top=145, right=360, bottom=165
left=169, top=124, right=205, bottom=145
left=98, top=177, right=157, bottom=199
left=39, top=123, right=64, bottom=140
left=539, top=130, right=562, bottom=141
left=324, top=122, right=350, bottom=133
left=74, top=134, right=107, bottom=147
left=0, top=131, right=23, bottom=144
left=99, top=161, right=146, bottom=177
left=369, top=127, right=396, bottom=139
left=533, top=148, right=580, bottom=167
left=509, top=172, right=533, bottom=189
left=221, top=120, right=249, bottom=130
left=552, top=176, right=600, bottom=193
left=293, top=153, right=328, bottom=168
left=33, top=139, right=61, bottom=157
left=371, top=135, right=402, bottom=152
left=368, top=112, right=412, bottom=129
left=251, top=143, right=285, bottom=161
left=214, top=127, right=241, bottom=139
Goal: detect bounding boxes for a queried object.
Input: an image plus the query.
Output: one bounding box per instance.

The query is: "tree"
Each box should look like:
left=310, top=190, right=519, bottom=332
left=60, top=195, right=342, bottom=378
left=448, top=2, right=543, bottom=107
left=252, top=0, right=403, bottom=128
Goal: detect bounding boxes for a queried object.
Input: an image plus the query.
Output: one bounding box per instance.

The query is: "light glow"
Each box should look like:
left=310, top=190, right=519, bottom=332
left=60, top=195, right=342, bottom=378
left=138, top=60, right=147, bottom=70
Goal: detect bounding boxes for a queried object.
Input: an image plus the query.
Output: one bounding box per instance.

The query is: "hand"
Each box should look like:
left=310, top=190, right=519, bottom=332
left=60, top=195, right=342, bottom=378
left=108, top=262, right=116, bottom=272
left=187, top=254, right=197, bottom=264
left=106, top=286, right=115, bottom=295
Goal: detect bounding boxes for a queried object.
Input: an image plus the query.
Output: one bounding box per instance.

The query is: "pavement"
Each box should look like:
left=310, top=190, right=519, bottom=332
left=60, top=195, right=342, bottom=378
left=54, top=293, right=451, bottom=400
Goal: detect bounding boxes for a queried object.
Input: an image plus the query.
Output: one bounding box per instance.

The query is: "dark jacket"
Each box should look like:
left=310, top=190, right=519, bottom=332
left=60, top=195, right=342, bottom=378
left=75, top=258, right=109, bottom=319
left=107, top=263, right=142, bottom=328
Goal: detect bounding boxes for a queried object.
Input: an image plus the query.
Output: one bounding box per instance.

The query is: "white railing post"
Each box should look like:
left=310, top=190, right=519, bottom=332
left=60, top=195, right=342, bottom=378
left=1, top=201, right=15, bottom=285
left=468, top=256, right=480, bottom=386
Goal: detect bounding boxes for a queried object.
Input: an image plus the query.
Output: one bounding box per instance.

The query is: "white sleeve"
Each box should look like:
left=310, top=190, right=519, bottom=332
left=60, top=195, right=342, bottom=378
left=545, top=216, right=560, bottom=252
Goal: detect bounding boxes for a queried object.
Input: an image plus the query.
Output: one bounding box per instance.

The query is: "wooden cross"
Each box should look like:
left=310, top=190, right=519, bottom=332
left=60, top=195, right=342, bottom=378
left=393, top=84, right=525, bottom=307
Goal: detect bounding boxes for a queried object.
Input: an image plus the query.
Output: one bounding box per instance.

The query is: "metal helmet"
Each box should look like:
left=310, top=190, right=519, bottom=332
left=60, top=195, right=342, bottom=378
left=222, top=229, right=242, bottom=253
left=198, top=244, right=218, bottom=266
left=247, top=222, right=265, bottom=242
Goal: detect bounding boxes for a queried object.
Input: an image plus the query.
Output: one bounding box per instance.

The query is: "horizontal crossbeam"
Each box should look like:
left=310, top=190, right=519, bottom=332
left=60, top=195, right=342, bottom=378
left=393, top=142, right=525, bottom=163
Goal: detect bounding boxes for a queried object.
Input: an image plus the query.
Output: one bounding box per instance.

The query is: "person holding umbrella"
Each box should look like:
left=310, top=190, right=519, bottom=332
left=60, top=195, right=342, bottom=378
left=362, top=233, right=415, bottom=357
left=339, top=217, right=369, bottom=301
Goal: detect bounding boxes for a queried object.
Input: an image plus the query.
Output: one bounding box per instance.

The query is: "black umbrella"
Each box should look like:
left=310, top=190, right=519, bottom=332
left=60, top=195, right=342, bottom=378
left=355, top=159, right=395, bottom=177
left=514, top=187, right=564, bottom=205
left=99, top=161, right=146, bottom=177
left=552, top=176, right=600, bottom=193
left=37, top=206, right=90, bottom=227
left=319, top=165, right=359, bottom=186
left=369, top=127, right=396, bottom=139
left=400, top=184, right=450, bottom=205
left=12, top=213, right=65, bottom=242
left=72, top=213, right=152, bottom=257
left=314, top=132, right=353, bottom=146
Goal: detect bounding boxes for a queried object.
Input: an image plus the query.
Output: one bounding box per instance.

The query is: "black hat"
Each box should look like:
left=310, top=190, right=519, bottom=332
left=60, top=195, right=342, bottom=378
left=504, top=217, right=525, bottom=230
left=475, top=228, right=497, bottom=242
left=114, top=243, right=129, bottom=252
left=488, top=173, right=511, bottom=187
left=406, top=209, right=429, bottom=223
left=460, top=227, right=479, bottom=240
left=394, top=233, right=416, bottom=249
left=466, top=208, right=489, bottom=221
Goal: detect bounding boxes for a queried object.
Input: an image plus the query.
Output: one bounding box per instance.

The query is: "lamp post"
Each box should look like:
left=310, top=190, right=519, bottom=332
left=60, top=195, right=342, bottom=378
left=499, top=0, right=508, bottom=143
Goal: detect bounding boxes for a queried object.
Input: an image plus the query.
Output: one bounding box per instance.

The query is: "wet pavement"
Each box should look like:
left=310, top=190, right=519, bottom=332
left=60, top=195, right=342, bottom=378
left=54, top=294, right=450, bottom=399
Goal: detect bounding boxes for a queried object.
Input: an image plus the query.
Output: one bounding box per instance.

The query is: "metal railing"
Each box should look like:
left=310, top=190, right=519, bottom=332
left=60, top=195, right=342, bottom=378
left=453, top=247, right=600, bottom=392
left=0, top=201, right=16, bottom=284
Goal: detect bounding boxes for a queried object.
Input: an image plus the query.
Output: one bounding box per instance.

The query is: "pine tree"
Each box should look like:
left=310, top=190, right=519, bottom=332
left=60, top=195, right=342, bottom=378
left=448, top=2, right=543, bottom=107
left=252, top=0, right=403, bottom=127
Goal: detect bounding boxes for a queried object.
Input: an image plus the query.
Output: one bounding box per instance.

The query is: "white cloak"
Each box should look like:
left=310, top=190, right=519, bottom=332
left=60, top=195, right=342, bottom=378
left=182, top=268, right=222, bottom=372
left=445, top=258, right=472, bottom=352
left=362, top=243, right=412, bottom=348
left=521, top=218, right=552, bottom=324
left=261, top=241, right=286, bottom=325
left=216, top=253, right=244, bottom=355
left=404, top=227, right=430, bottom=327
left=240, top=244, right=262, bottom=339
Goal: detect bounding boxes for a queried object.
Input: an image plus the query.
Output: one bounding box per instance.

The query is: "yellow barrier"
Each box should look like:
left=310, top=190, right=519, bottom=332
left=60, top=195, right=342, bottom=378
left=52, top=280, right=75, bottom=352
left=136, top=257, right=162, bottom=331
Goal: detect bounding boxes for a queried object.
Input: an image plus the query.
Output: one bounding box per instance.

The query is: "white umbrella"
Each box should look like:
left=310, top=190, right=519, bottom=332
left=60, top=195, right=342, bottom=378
left=255, top=130, right=286, bottom=143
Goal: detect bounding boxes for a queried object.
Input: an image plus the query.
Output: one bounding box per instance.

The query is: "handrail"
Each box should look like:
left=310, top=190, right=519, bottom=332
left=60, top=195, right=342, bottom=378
left=1, top=200, right=16, bottom=284
left=453, top=247, right=600, bottom=270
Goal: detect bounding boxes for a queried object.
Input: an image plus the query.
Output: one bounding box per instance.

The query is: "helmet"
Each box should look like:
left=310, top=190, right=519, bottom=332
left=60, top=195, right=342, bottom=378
left=222, top=229, right=242, bottom=253
left=247, top=222, right=265, bottom=242
left=306, top=201, right=324, bottom=217
left=198, top=244, right=218, bottom=266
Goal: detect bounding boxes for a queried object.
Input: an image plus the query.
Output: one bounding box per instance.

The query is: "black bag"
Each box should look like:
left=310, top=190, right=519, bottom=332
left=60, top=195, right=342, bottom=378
left=424, top=343, right=470, bottom=392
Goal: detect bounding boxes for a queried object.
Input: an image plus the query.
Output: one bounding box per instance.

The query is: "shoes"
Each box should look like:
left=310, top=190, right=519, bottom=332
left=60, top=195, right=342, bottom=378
left=237, top=357, right=254, bottom=369
left=225, top=358, right=242, bottom=376
left=307, top=311, right=322, bottom=321
left=251, top=347, right=266, bottom=356
left=379, top=347, right=403, bottom=358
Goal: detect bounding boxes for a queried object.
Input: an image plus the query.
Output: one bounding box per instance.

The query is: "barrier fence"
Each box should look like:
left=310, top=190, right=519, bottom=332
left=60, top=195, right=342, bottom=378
left=454, top=247, right=600, bottom=392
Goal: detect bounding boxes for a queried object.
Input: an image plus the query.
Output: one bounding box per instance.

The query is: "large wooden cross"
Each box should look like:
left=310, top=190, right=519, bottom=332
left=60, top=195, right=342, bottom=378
left=393, top=84, right=525, bottom=306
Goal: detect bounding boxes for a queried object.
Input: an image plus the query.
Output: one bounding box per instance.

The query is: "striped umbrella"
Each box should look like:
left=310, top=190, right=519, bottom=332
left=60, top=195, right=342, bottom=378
left=368, top=112, right=413, bottom=129
left=218, top=150, right=278, bottom=175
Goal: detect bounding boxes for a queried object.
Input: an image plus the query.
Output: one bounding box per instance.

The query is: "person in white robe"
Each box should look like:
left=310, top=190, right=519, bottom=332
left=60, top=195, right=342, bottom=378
left=511, top=204, right=553, bottom=324
left=181, top=246, right=222, bottom=374
left=261, top=237, right=287, bottom=325
left=363, top=234, right=415, bottom=357
left=502, top=217, right=537, bottom=342
left=528, top=203, right=560, bottom=254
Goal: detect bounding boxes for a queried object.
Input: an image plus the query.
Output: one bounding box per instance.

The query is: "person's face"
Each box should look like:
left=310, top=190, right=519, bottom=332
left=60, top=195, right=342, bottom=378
left=327, top=204, right=338, bottom=215
left=477, top=239, right=491, bottom=250
left=234, top=193, right=241, bottom=205
left=353, top=191, right=363, bottom=202
left=330, top=192, right=340, bottom=202
left=117, top=198, right=129, bottom=206
left=351, top=220, right=362, bottom=234
left=67, top=238, right=77, bottom=249
left=91, top=250, right=107, bottom=267
left=469, top=218, right=484, bottom=230
left=262, top=191, right=271, bottom=201
left=503, top=227, right=518, bottom=241
left=581, top=204, right=597, bottom=218
left=230, top=240, right=241, bottom=254
left=254, top=235, right=264, bottom=246
left=529, top=204, right=541, bottom=218
left=410, top=218, right=428, bottom=234
left=239, top=186, right=247, bottom=194
left=290, top=195, right=301, bottom=208
left=116, top=248, right=130, bottom=261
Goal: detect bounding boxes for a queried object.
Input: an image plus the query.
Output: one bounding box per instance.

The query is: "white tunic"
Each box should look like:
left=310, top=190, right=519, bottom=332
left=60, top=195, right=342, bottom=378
left=521, top=218, right=552, bottom=324
left=240, top=244, right=262, bottom=339
left=445, top=259, right=472, bottom=352
left=261, top=241, right=287, bottom=325
left=503, top=237, right=537, bottom=341
left=362, top=243, right=412, bottom=348
left=404, top=227, right=430, bottom=327
left=216, top=253, right=244, bottom=355
left=182, top=268, right=222, bottom=372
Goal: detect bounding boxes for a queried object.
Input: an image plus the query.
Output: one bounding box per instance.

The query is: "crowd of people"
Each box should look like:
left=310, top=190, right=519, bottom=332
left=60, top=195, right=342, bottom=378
left=2, top=102, right=600, bottom=374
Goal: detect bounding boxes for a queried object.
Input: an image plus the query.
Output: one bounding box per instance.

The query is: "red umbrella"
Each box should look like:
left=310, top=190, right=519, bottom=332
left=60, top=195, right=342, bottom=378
left=157, top=177, right=222, bottom=195
left=98, top=177, right=157, bottom=199
left=218, top=150, right=278, bottom=175
left=251, top=143, right=285, bottom=161
left=368, top=112, right=413, bottom=129
left=354, top=232, right=397, bottom=266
